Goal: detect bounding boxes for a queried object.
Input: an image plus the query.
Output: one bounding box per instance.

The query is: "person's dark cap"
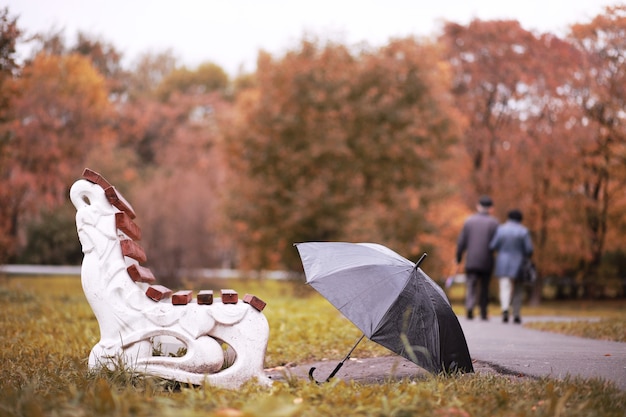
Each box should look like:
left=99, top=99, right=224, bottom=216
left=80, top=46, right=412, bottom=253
left=508, top=209, right=523, bottom=221
left=478, top=195, right=493, bottom=207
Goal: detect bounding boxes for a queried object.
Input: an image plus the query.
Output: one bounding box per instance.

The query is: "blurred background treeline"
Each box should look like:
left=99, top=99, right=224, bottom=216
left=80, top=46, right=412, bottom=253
left=1, top=5, right=625, bottom=299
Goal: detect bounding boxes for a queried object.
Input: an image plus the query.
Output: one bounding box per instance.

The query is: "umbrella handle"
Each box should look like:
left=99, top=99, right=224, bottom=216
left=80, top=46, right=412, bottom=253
left=308, top=363, right=345, bottom=384
left=308, top=367, right=319, bottom=383
left=308, top=334, right=365, bottom=384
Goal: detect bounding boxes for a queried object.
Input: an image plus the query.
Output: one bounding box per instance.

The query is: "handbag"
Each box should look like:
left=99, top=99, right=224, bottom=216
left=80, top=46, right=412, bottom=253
left=519, top=258, right=537, bottom=285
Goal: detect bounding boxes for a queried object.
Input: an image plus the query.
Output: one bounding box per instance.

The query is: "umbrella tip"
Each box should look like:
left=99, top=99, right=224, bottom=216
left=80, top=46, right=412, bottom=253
left=415, top=253, right=428, bottom=269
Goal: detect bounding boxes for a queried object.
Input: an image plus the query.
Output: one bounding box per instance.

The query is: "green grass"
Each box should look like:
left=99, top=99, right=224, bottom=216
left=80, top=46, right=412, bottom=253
left=1, top=276, right=625, bottom=417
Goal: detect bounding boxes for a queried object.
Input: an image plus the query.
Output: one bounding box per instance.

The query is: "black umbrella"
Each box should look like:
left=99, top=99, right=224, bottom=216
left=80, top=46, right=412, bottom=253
left=295, top=242, right=473, bottom=382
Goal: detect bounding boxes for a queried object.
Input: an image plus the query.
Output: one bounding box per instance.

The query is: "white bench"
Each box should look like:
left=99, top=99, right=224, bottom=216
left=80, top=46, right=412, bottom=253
left=69, top=169, right=271, bottom=389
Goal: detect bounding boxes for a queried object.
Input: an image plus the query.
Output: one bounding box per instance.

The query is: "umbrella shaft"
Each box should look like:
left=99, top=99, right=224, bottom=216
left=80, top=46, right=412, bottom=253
left=343, top=334, right=365, bottom=361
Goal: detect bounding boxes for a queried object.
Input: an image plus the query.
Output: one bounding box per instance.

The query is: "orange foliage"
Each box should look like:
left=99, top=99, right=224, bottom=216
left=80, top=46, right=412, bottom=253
left=0, top=52, right=112, bottom=258
left=2, top=5, right=626, bottom=293
left=224, top=38, right=463, bottom=270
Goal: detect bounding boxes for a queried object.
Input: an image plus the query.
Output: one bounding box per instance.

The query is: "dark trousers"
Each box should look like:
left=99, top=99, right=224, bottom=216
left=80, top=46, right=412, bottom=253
left=465, top=271, right=491, bottom=319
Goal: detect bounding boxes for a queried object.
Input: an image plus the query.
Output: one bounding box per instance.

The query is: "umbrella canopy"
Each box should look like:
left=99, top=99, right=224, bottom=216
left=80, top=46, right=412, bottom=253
left=295, top=241, right=473, bottom=374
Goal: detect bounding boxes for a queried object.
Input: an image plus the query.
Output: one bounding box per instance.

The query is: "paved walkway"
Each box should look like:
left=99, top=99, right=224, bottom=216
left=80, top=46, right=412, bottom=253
left=459, top=315, right=626, bottom=390
left=267, top=316, right=626, bottom=390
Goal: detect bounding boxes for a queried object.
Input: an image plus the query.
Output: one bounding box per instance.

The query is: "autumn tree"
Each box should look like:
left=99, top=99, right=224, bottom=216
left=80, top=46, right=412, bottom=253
left=440, top=20, right=557, bottom=201
left=71, top=32, right=127, bottom=96
left=440, top=20, right=589, bottom=282
left=156, top=62, right=229, bottom=101
left=565, top=5, right=626, bottom=293
left=120, top=91, right=234, bottom=285
left=0, top=7, right=21, bottom=262
left=440, top=15, right=626, bottom=298
left=340, top=38, right=465, bottom=273
left=126, top=50, right=178, bottom=100
left=99, top=54, right=236, bottom=284
left=1, top=52, right=112, bottom=260
left=224, top=38, right=463, bottom=270
left=0, top=7, right=19, bottom=116
left=0, top=26, right=136, bottom=263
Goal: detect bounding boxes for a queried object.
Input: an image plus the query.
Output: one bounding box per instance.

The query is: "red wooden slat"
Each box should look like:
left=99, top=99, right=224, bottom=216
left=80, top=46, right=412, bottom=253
left=116, top=212, right=141, bottom=241
left=221, top=289, right=238, bottom=304
left=120, top=239, right=147, bottom=263
left=243, top=294, right=267, bottom=312
left=82, top=168, right=137, bottom=219
left=172, top=290, right=193, bottom=305
left=104, top=186, right=136, bottom=219
left=197, top=290, right=214, bottom=305
left=82, top=168, right=112, bottom=189
left=146, top=285, right=172, bottom=301
left=126, top=264, right=155, bottom=283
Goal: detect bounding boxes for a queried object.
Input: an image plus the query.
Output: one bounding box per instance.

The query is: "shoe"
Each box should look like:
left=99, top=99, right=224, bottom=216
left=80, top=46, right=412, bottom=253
left=514, top=317, right=521, bottom=324
left=467, top=310, right=473, bottom=320
left=502, top=310, right=509, bottom=323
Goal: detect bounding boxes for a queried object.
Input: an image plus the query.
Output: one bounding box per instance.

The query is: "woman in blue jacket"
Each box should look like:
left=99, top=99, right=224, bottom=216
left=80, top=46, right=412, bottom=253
left=489, top=209, right=534, bottom=324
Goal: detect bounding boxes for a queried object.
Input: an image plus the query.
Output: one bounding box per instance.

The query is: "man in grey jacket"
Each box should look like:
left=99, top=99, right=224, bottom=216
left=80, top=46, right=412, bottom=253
left=456, top=195, right=499, bottom=320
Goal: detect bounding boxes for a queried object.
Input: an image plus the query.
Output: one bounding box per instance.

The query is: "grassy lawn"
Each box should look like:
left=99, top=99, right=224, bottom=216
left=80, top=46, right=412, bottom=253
left=1, top=275, right=625, bottom=416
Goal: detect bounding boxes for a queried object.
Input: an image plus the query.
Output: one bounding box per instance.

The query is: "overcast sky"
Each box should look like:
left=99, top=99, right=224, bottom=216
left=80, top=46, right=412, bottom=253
left=6, top=0, right=613, bottom=75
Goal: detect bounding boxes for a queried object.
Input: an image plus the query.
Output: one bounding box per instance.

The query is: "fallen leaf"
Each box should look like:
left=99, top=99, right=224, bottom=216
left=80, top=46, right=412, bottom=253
left=214, top=408, right=244, bottom=417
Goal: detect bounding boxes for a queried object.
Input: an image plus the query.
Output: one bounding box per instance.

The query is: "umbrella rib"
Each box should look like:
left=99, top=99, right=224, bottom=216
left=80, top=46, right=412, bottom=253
left=370, top=269, right=417, bottom=336
left=328, top=267, right=412, bottom=337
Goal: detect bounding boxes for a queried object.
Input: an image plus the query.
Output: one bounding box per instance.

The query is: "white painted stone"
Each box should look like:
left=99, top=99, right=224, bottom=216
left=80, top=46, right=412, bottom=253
left=70, top=179, right=271, bottom=389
